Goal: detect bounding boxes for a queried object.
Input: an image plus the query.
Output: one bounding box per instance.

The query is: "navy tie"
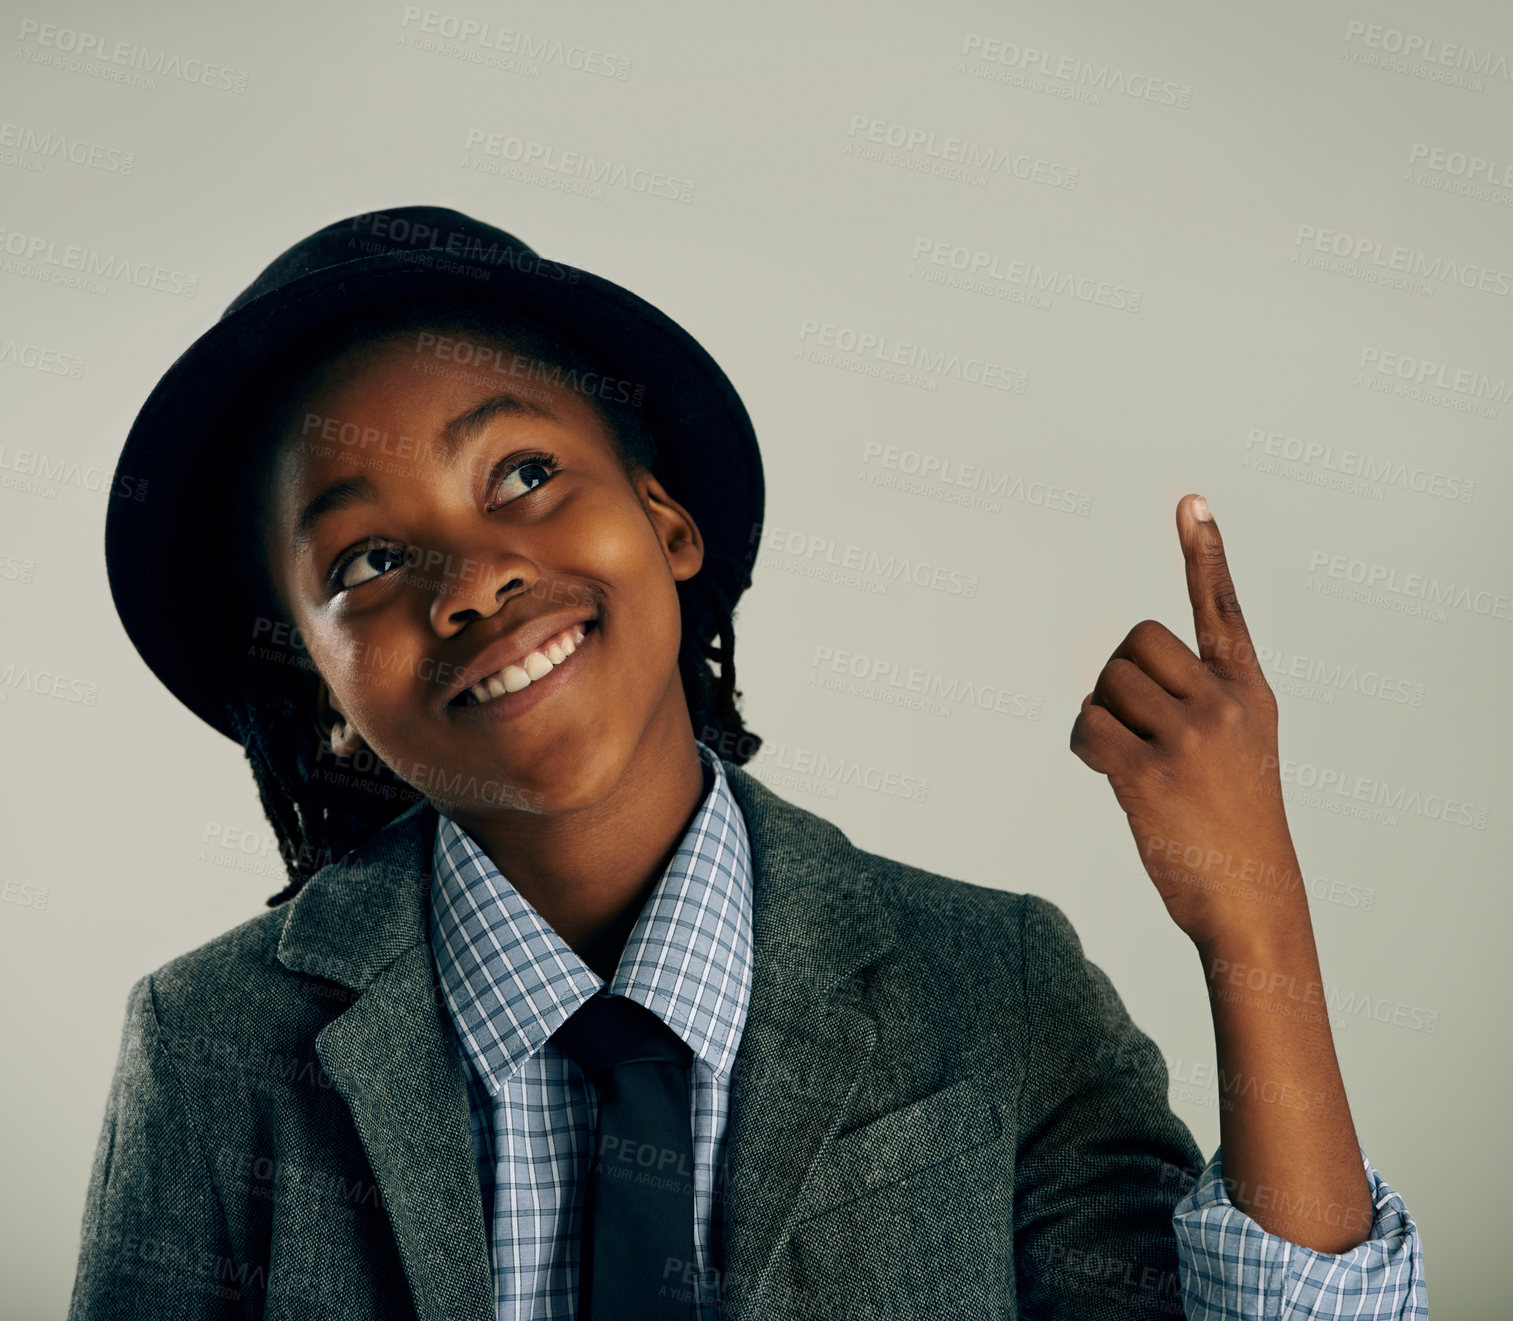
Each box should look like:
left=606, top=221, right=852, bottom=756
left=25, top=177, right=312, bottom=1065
left=552, top=991, right=697, bottom=1320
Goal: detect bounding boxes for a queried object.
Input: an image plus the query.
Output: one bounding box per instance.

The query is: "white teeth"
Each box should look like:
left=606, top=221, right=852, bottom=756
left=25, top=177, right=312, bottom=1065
left=464, top=624, right=590, bottom=707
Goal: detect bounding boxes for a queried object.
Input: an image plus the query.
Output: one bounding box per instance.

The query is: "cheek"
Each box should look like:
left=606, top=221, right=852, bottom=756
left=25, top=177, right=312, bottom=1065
left=301, top=620, right=406, bottom=725
left=589, top=501, right=682, bottom=630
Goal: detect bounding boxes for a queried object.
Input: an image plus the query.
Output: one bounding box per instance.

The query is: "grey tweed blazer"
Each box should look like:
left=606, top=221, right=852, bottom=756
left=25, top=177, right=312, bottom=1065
left=69, top=756, right=1205, bottom=1321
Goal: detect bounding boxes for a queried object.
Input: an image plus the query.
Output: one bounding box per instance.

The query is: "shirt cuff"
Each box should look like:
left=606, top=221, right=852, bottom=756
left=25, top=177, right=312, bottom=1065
left=1170, top=1144, right=1427, bottom=1319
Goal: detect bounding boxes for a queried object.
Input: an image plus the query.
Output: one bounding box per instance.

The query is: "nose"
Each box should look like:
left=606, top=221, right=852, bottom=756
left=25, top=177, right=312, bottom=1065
left=425, top=542, right=532, bottom=635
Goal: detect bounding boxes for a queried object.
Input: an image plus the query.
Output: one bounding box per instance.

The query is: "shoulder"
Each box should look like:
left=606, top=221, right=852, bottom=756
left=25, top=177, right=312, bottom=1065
left=129, top=799, right=437, bottom=1047
left=841, top=830, right=1028, bottom=937
left=726, top=769, right=1137, bottom=1104
left=723, top=751, right=1084, bottom=950
left=833, top=827, right=1137, bottom=1044
left=122, top=901, right=352, bottom=1073
left=146, top=903, right=291, bottom=991
left=753, top=788, right=1191, bottom=1135
left=832, top=828, right=1092, bottom=991
left=722, top=755, right=1084, bottom=993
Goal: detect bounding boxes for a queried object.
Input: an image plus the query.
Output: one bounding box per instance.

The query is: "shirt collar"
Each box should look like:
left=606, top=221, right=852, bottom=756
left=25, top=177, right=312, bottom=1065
left=429, top=738, right=754, bottom=1097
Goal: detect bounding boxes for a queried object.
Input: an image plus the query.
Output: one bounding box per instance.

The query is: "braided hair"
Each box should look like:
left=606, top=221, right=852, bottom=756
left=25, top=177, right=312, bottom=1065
left=223, top=293, right=762, bottom=906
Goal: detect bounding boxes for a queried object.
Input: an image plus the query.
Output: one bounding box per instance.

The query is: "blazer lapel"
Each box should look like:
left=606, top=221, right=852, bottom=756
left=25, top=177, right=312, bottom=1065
left=716, top=762, right=897, bottom=1321
left=270, top=756, right=898, bottom=1321
left=276, top=800, right=495, bottom=1321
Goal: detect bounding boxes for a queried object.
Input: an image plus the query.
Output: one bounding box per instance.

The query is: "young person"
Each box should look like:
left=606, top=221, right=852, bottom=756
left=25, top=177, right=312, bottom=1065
left=72, top=205, right=1426, bottom=1319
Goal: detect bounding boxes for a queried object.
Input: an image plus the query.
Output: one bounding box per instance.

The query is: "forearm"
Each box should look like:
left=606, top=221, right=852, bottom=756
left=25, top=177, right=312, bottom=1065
left=1195, top=885, right=1373, bottom=1253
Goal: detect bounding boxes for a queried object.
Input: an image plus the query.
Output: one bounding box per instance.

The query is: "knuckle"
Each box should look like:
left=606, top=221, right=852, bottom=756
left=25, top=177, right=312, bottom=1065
left=1197, top=540, right=1229, bottom=570
left=1215, top=695, right=1247, bottom=728
left=1213, top=587, right=1245, bottom=618
left=1173, top=722, right=1205, bottom=759
left=1143, top=750, right=1182, bottom=792
left=1105, top=656, right=1137, bottom=682
left=1069, top=711, right=1100, bottom=755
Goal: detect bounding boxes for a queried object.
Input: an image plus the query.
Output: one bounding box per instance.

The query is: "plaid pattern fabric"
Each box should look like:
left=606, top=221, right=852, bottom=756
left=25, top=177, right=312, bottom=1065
left=1174, top=1143, right=1428, bottom=1317
left=429, top=738, right=753, bottom=1321
left=430, top=739, right=1425, bottom=1320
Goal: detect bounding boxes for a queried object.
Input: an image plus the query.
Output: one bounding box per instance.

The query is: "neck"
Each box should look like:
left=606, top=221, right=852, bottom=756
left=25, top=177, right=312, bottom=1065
left=440, top=718, right=710, bottom=984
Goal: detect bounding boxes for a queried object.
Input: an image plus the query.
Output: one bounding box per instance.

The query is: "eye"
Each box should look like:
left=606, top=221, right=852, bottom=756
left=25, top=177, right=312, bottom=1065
left=486, top=449, right=562, bottom=511
left=324, top=450, right=563, bottom=595
left=330, top=541, right=408, bottom=592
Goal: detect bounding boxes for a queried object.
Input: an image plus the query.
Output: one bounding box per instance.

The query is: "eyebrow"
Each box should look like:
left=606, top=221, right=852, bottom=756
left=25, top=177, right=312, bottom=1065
left=291, top=391, right=558, bottom=554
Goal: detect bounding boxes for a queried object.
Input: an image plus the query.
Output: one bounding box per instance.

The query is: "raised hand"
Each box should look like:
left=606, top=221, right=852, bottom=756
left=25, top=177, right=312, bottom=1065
left=1068, top=493, right=1378, bottom=1253
left=1069, top=493, right=1305, bottom=950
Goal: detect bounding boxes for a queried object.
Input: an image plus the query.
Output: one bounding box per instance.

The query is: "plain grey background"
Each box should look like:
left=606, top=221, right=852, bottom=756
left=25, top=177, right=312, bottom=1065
left=3, top=0, right=1506, bottom=1315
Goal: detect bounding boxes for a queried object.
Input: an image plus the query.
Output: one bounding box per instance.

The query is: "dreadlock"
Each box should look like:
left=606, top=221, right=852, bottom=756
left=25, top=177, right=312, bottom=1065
left=221, top=292, right=761, bottom=907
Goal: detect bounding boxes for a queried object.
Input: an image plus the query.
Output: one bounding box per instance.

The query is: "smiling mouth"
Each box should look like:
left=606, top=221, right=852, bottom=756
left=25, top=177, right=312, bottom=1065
left=449, top=620, right=596, bottom=708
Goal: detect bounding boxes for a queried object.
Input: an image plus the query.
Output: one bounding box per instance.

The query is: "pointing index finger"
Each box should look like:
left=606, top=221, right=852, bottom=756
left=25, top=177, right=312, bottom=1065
left=1179, top=493, right=1259, bottom=678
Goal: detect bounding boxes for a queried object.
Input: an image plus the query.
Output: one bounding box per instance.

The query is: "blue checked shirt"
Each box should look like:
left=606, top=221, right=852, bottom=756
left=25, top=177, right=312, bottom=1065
left=429, top=738, right=753, bottom=1320
left=429, top=738, right=1426, bottom=1319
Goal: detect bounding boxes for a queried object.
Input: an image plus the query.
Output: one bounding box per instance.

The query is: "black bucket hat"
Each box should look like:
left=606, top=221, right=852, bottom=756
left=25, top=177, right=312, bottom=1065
left=103, top=204, right=765, bottom=744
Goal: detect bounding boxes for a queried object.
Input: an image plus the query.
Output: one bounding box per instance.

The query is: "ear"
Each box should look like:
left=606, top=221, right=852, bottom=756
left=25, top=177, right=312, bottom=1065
left=313, top=679, right=367, bottom=758
left=637, top=470, right=704, bottom=585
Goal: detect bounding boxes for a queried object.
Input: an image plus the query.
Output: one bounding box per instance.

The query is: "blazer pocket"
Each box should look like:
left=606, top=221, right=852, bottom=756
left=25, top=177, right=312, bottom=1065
left=794, top=1076, right=1002, bottom=1224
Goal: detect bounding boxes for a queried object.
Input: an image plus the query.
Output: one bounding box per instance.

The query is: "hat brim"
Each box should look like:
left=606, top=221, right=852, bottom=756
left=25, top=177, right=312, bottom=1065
left=104, top=246, right=764, bottom=743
